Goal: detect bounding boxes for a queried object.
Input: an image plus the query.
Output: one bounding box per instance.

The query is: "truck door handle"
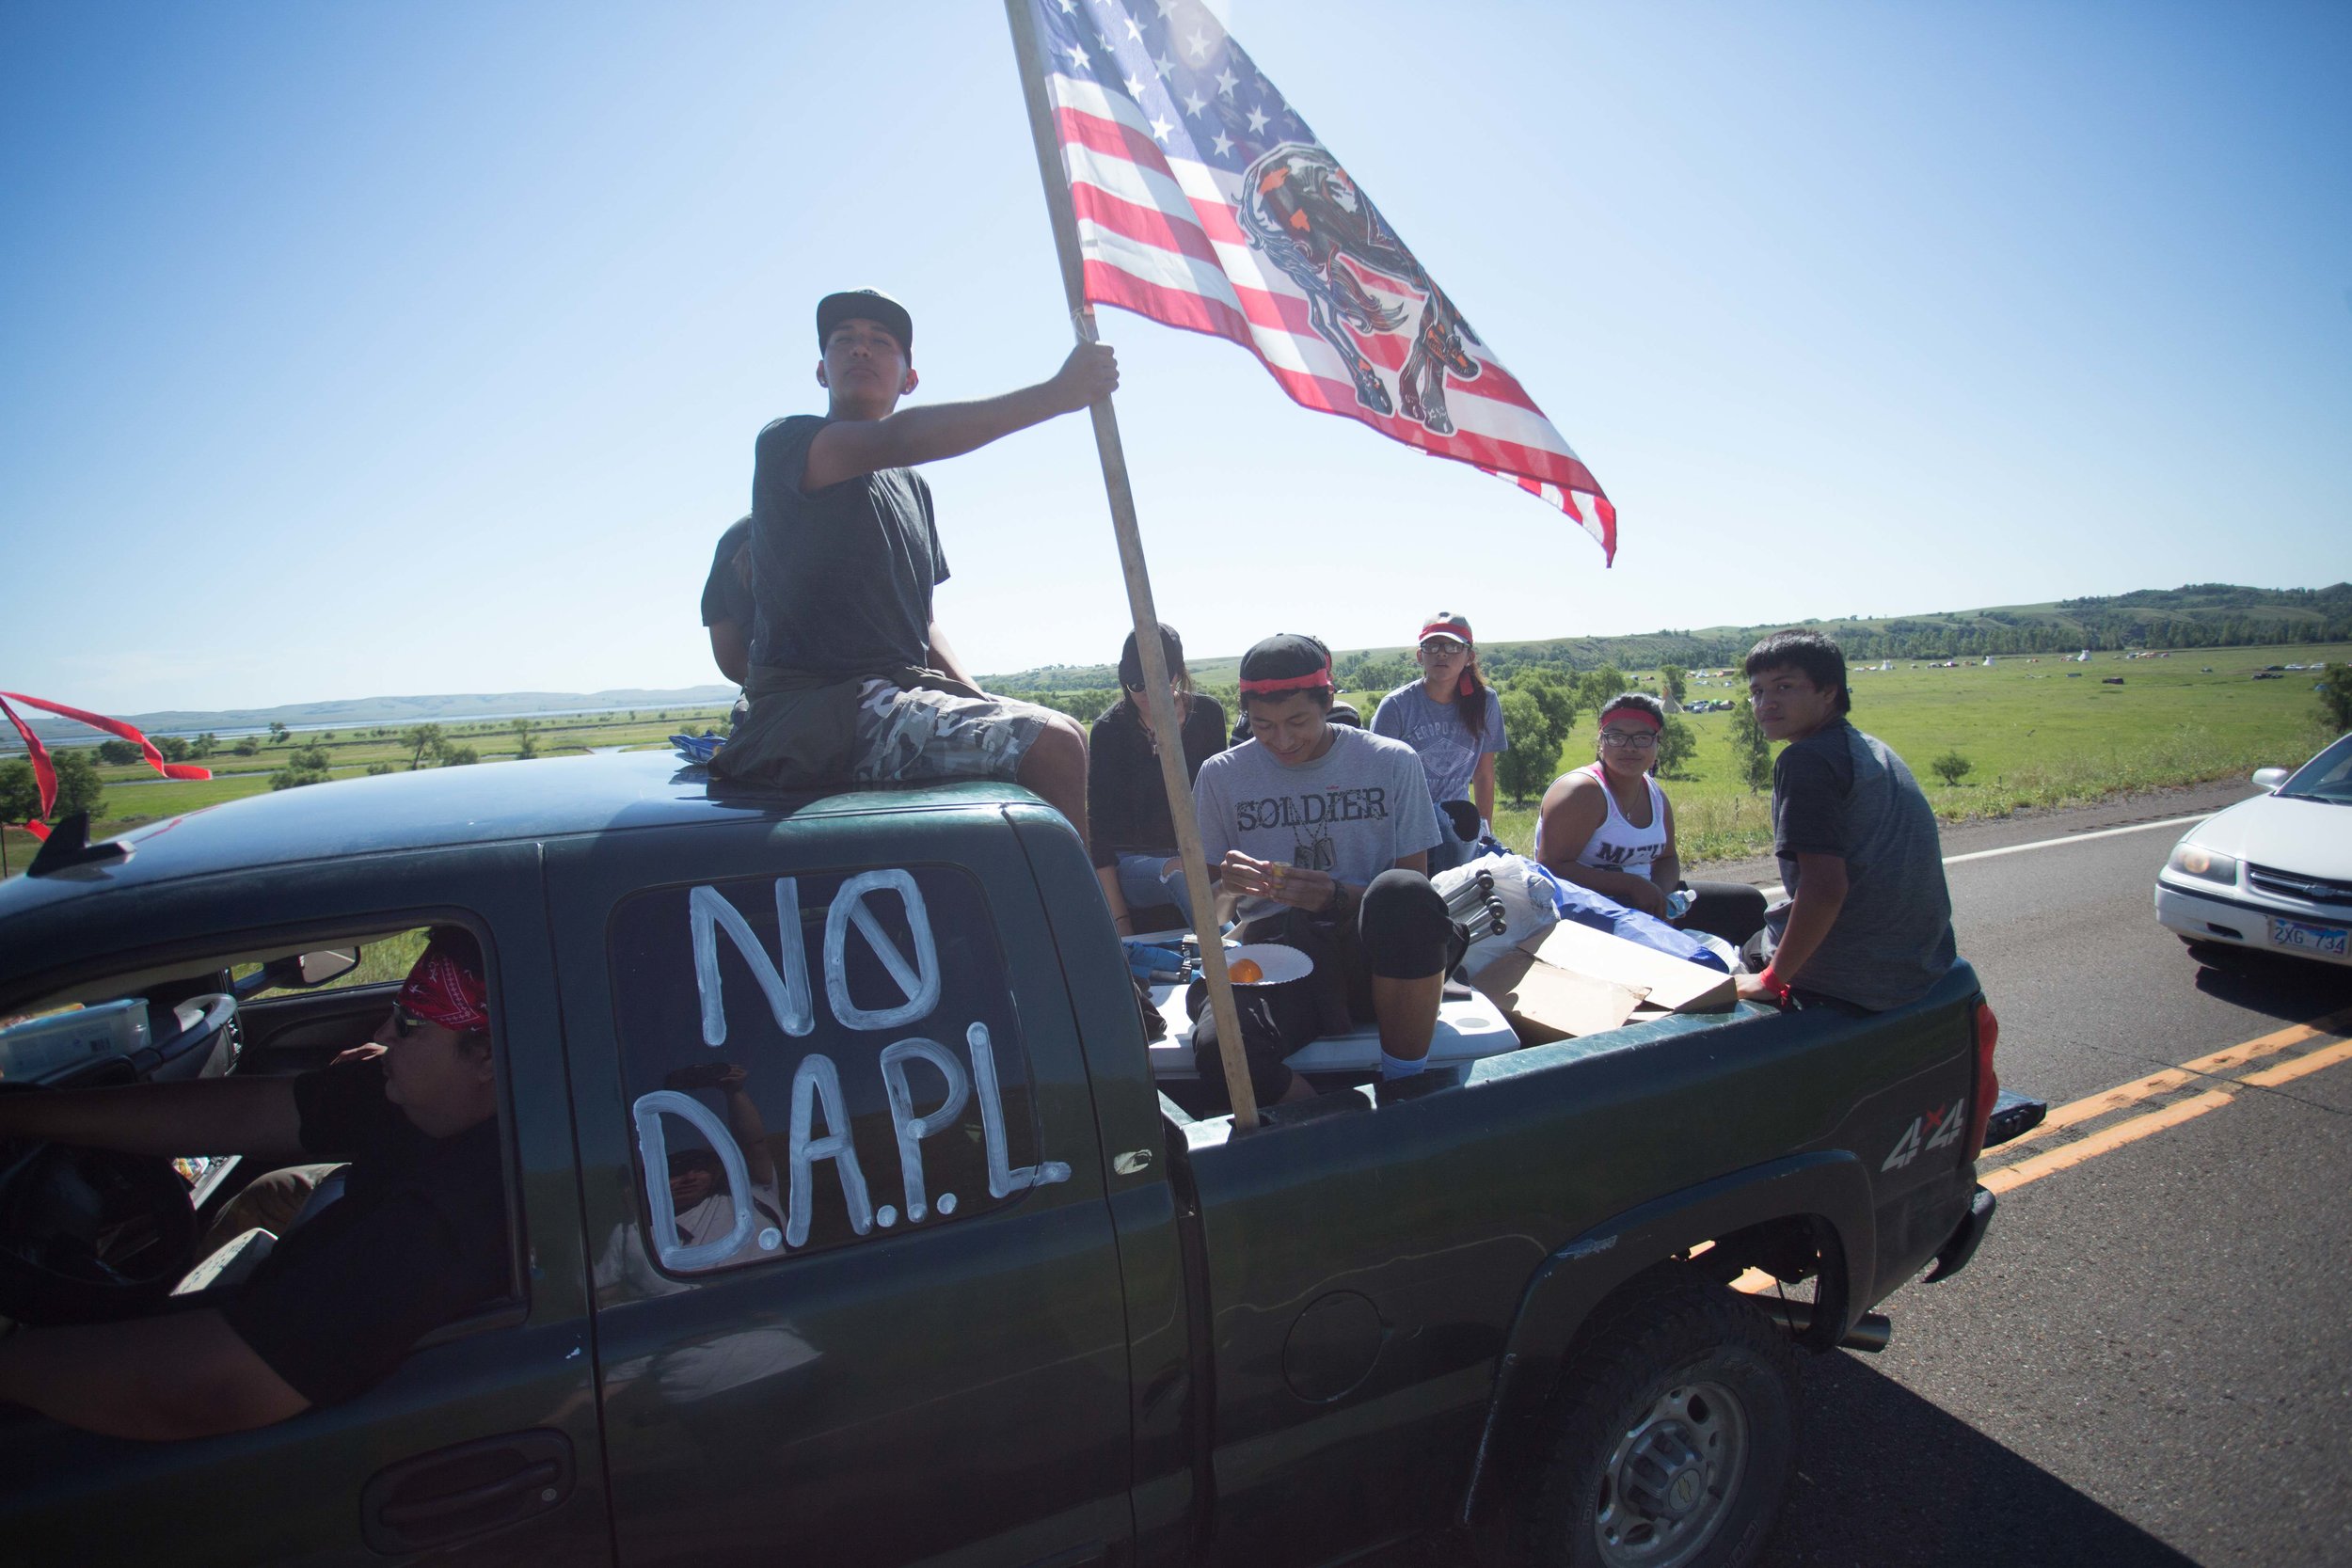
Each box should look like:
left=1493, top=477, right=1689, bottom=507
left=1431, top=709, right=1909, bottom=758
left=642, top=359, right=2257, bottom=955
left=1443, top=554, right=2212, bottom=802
left=378, top=1458, right=561, bottom=1529
left=362, top=1429, right=575, bottom=1554
left=1113, top=1148, right=1154, bottom=1176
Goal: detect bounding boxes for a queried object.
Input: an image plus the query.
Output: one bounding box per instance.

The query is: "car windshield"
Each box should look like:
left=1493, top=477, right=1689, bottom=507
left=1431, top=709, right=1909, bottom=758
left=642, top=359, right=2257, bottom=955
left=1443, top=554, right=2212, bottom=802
left=2278, top=734, right=2352, bottom=804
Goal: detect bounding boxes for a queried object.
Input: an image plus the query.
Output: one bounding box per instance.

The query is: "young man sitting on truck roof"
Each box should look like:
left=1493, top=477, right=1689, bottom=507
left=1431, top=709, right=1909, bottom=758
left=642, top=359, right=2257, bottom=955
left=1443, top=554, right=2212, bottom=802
left=709, top=288, right=1117, bottom=843
left=1736, top=630, right=1958, bottom=1012
left=0, top=932, right=508, bottom=1440
left=1190, top=634, right=1462, bottom=1107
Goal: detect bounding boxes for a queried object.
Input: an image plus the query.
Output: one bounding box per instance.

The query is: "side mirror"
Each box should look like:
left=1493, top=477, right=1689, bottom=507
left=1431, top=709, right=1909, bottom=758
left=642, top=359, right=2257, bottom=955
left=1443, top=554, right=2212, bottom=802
left=263, top=947, right=362, bottom=990
left=2251, top=768, right=2289, bottom=792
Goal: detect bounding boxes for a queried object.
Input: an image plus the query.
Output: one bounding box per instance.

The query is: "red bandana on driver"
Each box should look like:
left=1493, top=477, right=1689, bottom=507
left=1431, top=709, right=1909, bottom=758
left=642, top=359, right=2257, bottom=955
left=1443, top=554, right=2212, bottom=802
left=399, top=941, right=490, bottom=1034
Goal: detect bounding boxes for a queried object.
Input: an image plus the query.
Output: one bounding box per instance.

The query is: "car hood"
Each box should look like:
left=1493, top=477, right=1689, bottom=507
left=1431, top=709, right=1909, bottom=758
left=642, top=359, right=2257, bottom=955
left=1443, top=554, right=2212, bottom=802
left=2185, top=795, right=2352, bottom=879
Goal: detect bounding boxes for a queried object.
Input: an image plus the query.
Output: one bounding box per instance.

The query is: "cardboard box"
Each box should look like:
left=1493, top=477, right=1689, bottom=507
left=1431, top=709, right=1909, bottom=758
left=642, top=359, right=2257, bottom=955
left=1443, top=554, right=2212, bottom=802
left=1470, top=921, right=1736, bottom=1044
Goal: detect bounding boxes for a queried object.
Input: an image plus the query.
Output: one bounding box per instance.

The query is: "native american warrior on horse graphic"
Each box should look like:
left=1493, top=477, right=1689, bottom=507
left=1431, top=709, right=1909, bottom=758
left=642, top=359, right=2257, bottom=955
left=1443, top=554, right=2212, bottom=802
left=1239, top=143, right=1482, bottom=436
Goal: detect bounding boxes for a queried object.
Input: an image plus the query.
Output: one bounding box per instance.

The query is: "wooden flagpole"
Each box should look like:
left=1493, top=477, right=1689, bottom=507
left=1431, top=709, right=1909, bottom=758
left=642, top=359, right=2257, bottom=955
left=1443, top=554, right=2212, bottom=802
left=1002, top=0, right=1260, bottom=1132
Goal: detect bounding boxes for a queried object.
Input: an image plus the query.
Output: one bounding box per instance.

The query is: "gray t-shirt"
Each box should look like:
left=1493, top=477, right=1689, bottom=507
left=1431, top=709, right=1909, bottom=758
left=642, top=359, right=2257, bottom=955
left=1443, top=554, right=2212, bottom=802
left=1372, top=682, right=1507, bottom=804
left=1772, top=720, right=1957, bottom=1011
left=1194, top=725, right=1442, bottom=924
left=748, top=415, right=946, bottom=677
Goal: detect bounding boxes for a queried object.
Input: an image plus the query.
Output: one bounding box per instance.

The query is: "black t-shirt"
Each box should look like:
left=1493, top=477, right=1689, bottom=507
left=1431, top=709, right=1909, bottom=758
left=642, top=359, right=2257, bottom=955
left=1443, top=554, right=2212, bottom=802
left=700, top=515, right=755, bottom=630
left=1086, top=694, right=1229, bottom=868
left=219, top=1058, right=509, bottom=1407
left=747, top=415, right=947, bottom=677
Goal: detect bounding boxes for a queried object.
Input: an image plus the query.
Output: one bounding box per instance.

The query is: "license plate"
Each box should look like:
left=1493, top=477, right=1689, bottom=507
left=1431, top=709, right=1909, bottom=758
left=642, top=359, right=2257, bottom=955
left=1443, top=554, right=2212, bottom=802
left=2270, top=916, right=2350, bottom=958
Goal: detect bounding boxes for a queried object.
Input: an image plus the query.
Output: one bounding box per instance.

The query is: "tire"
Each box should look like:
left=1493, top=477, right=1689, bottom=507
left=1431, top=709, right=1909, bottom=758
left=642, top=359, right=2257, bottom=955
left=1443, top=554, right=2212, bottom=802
left=1507, top=1271, right=1799, bottom=1568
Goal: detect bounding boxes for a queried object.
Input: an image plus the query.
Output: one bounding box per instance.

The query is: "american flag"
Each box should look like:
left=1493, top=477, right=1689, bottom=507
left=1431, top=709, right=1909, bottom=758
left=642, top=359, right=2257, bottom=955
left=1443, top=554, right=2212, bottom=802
left=1021, top=0, right=1617, bottom=561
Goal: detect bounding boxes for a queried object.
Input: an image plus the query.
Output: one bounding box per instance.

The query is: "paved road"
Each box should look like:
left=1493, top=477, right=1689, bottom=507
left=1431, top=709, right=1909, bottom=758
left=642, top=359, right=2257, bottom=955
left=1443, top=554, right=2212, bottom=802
left=1752, top=780, right=2352, bottom=1568
left=1391, top=779, right=2352, bottom=1567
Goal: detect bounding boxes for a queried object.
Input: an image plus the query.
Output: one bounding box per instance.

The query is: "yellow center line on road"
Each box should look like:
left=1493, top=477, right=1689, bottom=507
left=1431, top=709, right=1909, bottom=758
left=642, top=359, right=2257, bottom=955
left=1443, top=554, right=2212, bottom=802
left=1978, top=1007, right=2352, bottom=1196
left=1990, top=1011, right=2352, bottom=1153
left=2241, top=1037, right=2352, bottom=1088
left=1981, top=1089, right=2235, bottom=1195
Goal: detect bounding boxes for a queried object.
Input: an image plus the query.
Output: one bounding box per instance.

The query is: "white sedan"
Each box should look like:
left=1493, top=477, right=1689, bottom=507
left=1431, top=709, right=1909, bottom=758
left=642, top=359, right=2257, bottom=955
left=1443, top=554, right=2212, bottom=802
left=2155, top=732, right=2352, bottom=968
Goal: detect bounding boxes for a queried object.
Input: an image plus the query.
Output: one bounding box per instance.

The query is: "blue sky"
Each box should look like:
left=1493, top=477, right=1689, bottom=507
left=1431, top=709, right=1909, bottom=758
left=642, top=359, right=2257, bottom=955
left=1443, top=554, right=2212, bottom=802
left=3, top=0, right=2347, bottom=714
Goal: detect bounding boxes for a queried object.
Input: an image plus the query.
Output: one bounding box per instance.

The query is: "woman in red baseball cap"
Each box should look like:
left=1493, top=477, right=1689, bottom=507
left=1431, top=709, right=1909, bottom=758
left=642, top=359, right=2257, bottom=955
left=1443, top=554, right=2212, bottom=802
left=1370, top=610, right=1504, bottom=874
left=1535, top=692, right=1766, bottom=950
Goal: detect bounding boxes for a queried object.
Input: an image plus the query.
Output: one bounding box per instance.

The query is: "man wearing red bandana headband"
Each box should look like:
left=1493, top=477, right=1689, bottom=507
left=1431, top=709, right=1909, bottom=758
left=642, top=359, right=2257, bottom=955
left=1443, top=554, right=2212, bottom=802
left=0, top=929, right=508, bottom=1440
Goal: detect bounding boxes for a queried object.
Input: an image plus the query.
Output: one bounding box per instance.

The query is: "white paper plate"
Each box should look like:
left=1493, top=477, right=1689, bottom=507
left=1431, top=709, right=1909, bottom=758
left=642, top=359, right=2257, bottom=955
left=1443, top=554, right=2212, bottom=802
left=1221, top=942, right=1313, bottom=985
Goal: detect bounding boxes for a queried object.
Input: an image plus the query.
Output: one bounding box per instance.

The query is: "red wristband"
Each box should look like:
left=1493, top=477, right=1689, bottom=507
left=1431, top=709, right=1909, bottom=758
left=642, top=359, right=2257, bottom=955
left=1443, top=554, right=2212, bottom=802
left=1756, top=965, right=1792, bottom=1006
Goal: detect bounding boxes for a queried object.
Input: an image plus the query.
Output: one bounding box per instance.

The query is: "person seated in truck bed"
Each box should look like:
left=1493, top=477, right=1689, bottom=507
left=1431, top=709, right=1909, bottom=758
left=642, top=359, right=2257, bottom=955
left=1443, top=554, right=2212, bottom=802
left=709, top=288, right=1115, bottom=843
left=1189, top=634, right=1462, bottom=1107
left=701, top=513, right=755, bottom=720
left=1534, top=691, right=1768, bottom=950
left=0, top=931, right=509, bottom=1440
left=1089, top=624, right=1229, bottom=937
left=1736, top=630, right=1957, bottom=1012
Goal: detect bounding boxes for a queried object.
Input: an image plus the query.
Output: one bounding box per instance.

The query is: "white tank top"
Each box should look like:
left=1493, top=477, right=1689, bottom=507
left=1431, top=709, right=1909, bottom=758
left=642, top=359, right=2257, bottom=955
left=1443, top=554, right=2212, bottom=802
left=1569, top=762, right=1667, bottom=874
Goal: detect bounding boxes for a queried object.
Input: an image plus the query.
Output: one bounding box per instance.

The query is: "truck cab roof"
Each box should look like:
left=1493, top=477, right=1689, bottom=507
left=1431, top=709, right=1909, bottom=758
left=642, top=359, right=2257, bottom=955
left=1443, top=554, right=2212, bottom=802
left=0, top=750, right=1037, bottom=926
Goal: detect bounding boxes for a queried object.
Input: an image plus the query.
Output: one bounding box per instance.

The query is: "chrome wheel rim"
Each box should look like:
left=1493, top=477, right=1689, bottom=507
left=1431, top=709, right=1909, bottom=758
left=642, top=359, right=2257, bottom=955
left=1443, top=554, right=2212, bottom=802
left=1592, top=1377, right=1749, bottom=1568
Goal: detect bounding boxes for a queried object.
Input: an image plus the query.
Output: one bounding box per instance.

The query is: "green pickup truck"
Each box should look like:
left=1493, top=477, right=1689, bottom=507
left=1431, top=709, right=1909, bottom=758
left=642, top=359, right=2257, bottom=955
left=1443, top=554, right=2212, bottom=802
left=0, top=752, right=2010, bottom=1567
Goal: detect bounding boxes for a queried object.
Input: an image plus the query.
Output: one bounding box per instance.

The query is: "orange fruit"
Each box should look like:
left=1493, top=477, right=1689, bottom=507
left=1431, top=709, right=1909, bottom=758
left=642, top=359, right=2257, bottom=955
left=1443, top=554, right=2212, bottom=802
left=1230, top=958, right=1264, bottom=984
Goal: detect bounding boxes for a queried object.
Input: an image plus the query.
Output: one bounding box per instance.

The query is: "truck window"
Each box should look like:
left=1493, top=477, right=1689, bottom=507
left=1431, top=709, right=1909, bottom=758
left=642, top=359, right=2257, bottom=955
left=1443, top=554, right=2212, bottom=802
left=608, top=865, right=1064, bottom=1276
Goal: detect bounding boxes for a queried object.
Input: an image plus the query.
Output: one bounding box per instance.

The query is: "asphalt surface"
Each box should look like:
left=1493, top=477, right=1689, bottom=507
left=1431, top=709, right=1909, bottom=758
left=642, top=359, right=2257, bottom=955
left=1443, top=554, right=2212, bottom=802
left=1387, top=778, right=2352, bottom=1567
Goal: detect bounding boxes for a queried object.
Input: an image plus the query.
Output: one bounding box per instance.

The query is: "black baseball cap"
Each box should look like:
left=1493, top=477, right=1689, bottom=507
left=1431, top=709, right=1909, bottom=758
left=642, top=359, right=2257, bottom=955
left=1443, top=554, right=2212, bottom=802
left=816, top=289, right=913, bottom=356
left=1237, top=632, right=1333, bottom=696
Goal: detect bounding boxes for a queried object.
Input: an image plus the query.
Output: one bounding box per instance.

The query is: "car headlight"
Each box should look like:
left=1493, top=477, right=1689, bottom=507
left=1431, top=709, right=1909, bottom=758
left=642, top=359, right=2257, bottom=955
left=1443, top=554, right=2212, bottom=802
left=2165, top=842, right=2238, bottom=886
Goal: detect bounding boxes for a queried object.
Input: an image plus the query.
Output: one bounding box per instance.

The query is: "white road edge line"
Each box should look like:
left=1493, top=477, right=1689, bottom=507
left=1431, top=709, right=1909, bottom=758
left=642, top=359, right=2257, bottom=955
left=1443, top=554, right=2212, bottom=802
left=1753, top=811, right=2215, bottom=899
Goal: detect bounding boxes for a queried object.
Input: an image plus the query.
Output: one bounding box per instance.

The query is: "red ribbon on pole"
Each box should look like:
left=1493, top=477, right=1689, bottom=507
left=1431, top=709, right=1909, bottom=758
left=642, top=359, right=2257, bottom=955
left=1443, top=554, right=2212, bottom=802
left=0, top=691, right=212, bottom=842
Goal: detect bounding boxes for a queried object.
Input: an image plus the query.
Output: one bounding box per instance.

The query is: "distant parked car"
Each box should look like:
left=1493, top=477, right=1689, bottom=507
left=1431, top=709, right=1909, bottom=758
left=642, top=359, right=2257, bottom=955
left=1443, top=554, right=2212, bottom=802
left=2252, top=672, right=2283, bottom=680
left=2156, top=734, right=2352, bottom=969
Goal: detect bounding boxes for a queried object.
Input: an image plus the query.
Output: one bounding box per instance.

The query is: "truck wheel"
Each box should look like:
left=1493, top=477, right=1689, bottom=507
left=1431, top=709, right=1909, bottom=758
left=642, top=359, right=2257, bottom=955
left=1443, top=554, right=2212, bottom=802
left=1509, top=1275, right=1798, bottom=1568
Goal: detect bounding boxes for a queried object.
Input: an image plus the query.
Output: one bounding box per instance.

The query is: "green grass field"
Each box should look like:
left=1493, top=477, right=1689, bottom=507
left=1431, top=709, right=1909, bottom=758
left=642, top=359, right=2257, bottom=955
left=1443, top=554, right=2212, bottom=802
left=3, top=647, right=2343, bottom=875
left=1486, top=642, right=2345, bottom=863
left=0, top=705, right=732, bottom=873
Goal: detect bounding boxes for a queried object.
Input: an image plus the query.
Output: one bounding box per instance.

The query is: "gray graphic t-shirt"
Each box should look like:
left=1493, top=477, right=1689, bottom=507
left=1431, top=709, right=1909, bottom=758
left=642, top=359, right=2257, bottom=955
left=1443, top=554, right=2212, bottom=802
left=1194, top=725, right=1442, bottom=924
left=1372, top=682, right=1507, bottom=804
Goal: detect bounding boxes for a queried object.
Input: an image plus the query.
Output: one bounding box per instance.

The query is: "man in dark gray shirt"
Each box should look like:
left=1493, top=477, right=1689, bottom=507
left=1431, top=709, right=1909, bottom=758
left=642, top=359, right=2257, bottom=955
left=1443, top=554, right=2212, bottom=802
left=1737, top=630, right=1956, bottom=1011
left=711, top=289, right=1116, bottom=841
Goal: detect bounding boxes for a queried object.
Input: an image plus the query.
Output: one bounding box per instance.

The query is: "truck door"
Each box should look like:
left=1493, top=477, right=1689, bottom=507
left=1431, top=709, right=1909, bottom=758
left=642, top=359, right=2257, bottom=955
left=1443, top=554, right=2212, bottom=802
left=0, top=844, right=610, bottom=1566
left=549, top=808, right=1133, bottom=1567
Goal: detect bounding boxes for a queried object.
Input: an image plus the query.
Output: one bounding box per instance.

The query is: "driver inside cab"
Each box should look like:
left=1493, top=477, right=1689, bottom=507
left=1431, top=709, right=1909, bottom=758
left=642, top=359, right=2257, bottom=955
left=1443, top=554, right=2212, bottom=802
left=0, top=931, right=507, bottom=1440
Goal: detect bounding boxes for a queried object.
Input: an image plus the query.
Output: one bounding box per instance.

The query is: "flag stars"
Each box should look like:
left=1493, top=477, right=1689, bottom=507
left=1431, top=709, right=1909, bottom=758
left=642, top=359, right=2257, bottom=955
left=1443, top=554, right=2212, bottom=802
left=1214, top=65, right=1238, bottom=97
left=1182, top=88, right=1207, bottom=117
left=1064, top=41, right=1090, bottom=70
left=1153, top=51, right=1175, bottom=78
left=1211, top=130, right=1234, bottom=158
left=1149, top=112, right=1175, bottom=143
left=1124, top=17, right=1143, bottom=40
left=1056, top=0, right=1076, bottom=11
left=1246, top=104, right=1270, bottom=135
left=1126, top=72, right=1150, bottom=100
left=1184, top=27, right=1209, bottom=60
left=1153, top=0, right=1176, bottom=15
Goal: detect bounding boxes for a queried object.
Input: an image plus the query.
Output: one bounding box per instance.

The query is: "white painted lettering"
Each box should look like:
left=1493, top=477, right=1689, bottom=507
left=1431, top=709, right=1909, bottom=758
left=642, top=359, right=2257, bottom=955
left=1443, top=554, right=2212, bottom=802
left=879, top=1037, right=971, bottom=1222
left=631, top=1090, right=755, bottom=1272
left=823, top=870, right=942, bottom=1030
left=787, top=1053, right=875, bottom=1247
left=968, top=1022, right=1071, bottom=1199
left=691, top=880, right=815, bottom=1044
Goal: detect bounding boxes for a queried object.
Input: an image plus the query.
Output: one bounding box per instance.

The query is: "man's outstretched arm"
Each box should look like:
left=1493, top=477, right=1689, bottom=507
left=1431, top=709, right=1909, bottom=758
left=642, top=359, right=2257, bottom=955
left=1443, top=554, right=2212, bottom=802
left=0, top=1074, right=304, bottom=1162
left=0, top=1310, right=309, bottom=1440
left=802, top=343, right=1119, bottom=492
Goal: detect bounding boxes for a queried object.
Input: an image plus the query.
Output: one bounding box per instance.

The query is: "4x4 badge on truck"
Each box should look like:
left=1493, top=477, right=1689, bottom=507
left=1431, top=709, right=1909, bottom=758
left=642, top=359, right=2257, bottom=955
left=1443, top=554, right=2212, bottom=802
left=1883, top=1097, right=1967, bottom=1172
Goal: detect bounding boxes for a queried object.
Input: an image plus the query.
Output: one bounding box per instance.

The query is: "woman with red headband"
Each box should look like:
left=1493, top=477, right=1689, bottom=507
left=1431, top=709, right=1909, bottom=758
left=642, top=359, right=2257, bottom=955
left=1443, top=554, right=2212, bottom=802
left=1535, top=692, right=1767, bottom=950
left=1371, top=610, right=1504, bottom=875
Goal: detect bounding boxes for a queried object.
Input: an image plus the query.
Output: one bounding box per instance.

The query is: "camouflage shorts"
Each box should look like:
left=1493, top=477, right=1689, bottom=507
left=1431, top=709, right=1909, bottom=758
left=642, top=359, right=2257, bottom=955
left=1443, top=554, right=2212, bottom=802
left=850, top=680, right=1054, bottom=784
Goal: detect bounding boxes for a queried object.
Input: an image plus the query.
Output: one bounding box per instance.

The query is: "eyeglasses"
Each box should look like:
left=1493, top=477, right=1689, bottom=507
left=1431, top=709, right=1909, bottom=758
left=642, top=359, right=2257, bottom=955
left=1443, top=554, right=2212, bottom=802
left=389, top=1006, right=428, bottom=1039
left=1421, top=639, right=1469, bottom=657
left=1599, top=730, right=1659, bottom=750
